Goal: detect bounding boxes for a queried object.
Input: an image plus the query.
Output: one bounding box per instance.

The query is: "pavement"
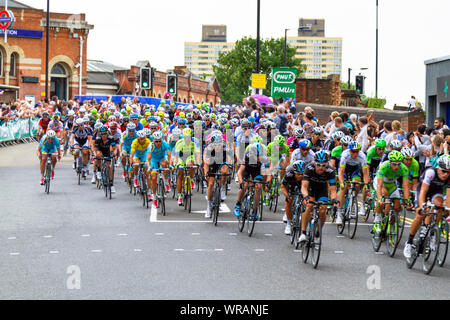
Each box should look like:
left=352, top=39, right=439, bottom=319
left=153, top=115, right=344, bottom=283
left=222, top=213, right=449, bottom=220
left=0, top=142, right=449, bottom=300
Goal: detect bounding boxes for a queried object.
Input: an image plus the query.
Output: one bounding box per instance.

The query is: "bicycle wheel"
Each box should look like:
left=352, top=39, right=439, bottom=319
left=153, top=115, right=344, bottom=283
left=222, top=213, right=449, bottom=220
left=185, top=177, right=192, bottom=213
left=371, top=217, right=385, bottom=252
left=238, top=196, right=248, bottom=233
left=347, top=194, right=358, bottom=239
left=45, top=161, right=52, bottom=194
left=397, top=205, right=406, bottom=245
left=438, top=220, right=449, bottom=267
left=259, top=189, right=264, bottom=222
left=311, top=219, right=322, bottom=269
left=422, top=225, right=440, bottom=275
left=301, top=232, right=310, bottom=264
left=362, top=197, right=372, bottom=223
left=291, top=208, right=300, bottom=245
left=141, top=175, right=148, bottom=208
left=159, top=178, right=166, bottom=215
left=247, top=204, right=257, bottom=237
left=386, top=211, right=399, bottom=257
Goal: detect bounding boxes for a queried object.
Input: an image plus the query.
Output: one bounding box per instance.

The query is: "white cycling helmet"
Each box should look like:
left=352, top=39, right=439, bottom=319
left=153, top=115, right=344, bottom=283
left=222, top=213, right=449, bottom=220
left=172, top=128, right=182, bottom=137
left=46, top=130, right=56, bottom=138
left=137, top=131, right=146, bottom=138
left=76, top=118, right=84, bottom=125
left=152, top=131, right=163, bottom=141
left=341, top=136, right=353, bottom=145
left=127, top=123, right=137, bottom=131
left=94, top=122, right=103, bottom=130
left=334, top=131, right=345, bottom=140
left=390, top=140, right=403, bottom=150
left=401, top=147, right=415, bottom=159
left=68, top=110, right=75, bottom=117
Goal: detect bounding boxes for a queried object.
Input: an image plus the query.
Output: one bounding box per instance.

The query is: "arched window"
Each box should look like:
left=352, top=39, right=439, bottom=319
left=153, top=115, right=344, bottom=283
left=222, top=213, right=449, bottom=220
left=51, top=63, right=67, bottom=76
left=9, top=53, right=18, bottom=77
left=158, top=93, right=162, bottom=99
left=183, top=98, right=187, bottom=103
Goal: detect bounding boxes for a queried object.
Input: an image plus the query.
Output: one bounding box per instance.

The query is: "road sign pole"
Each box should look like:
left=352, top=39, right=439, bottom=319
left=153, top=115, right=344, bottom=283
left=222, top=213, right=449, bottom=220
left=4, top=0, right=7, bottom=43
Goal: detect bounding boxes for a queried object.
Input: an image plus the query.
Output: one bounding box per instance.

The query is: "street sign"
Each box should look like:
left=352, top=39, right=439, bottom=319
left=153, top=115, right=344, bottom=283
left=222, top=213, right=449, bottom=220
left=252, top=73, right=266, bottom=89
left=0, top=10, right=15, bottom=30
left=271, top=67, right=297, bottom=98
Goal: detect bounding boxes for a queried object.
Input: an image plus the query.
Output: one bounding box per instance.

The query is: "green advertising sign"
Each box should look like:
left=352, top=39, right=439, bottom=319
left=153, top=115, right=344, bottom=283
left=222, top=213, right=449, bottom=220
left=271, top=67, right=297, bottom=98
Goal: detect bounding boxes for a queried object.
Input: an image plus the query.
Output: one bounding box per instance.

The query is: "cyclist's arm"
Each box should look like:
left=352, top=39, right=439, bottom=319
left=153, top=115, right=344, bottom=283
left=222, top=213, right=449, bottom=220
left=301, top=179, right=310, bottom=199
left=36, top=145, right=42, bottom=159
left=166, top=150, right=172, bottom=166
left=376, top=176, right=384, bottom=204
left=402, top=177, right=410, bottom=202
left=329, top=184, right=337, bottom=201
left=362, top=166, right=370, bottom=185
left=338, top=165, right=345, bottom=187
left=418, top=182, right=429, bottom=211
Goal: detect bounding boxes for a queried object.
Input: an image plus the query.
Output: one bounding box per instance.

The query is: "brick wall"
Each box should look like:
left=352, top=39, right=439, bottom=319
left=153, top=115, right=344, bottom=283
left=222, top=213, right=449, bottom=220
left=295, top=102, right=426, bottom=133
left=296, top=74, right=341, bottom=106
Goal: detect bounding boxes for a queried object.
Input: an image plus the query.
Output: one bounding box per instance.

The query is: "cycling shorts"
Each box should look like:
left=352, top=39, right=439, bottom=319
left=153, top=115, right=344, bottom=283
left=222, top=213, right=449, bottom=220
left=41, top=145, right=58, bottom=155
left=373, top=179, right=401, bottom=199
left=343, top=166, right=362, bottom=182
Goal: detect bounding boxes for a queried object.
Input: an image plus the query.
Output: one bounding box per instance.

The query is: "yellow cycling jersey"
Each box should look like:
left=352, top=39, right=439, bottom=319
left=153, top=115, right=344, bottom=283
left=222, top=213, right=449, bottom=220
left=131, top=138, right=151, bottom=152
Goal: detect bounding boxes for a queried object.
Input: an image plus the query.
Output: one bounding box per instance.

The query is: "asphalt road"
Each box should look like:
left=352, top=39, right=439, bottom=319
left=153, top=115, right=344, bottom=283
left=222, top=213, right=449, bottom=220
left=0, top=142, right=449, bottom=300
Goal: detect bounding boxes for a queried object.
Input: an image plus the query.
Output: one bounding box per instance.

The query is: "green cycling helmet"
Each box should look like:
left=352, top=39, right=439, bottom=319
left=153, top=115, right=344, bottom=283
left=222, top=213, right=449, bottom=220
left=210, top=113, right=217, bottom=119
left=375, top=139, right=386, bottom=148
left=91, top=108, right=98, bottom=115
left=274, top=135, right=285, bottom=145
left=251, top=135, right=263, bottom=144
left=388, top=150, right=404, bottom=162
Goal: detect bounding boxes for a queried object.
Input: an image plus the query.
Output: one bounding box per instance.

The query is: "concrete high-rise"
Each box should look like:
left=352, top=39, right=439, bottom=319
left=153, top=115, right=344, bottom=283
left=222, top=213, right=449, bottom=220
left=287, top=18, right=342, bottom=79
left=184, top=25, right=235, bottom=77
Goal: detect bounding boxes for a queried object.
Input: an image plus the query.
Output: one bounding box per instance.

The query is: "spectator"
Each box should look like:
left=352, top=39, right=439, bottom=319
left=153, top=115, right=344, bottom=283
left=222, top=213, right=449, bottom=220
left=357, top=116, right=369, bottom=152
left=392, top=120, right=406, bottom=141
left=273, top=105, right=289, bottom=137
left=434, top=117, right=445, bottom=132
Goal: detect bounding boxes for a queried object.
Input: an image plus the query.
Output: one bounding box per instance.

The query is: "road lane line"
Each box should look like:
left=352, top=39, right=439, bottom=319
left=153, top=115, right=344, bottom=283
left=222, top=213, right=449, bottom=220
left=118, top=233, right=128, bottom=237
left=91, top=250, right=102, bottom=253
left=191, top=233, right=200, bottom=236
left=334, top=251, right=344, bottom=254
left=155, top=233, right=164, bottom=236
left=49, top=251, right=59, bottom=254
left=7, top=237, right=16, bottom=240
left=255, top=249, right=265, bottom=252
left=9, top=252, right=20, bottom=256
left=81, top=234, right=91, bottom=237
left=214, top=249, right=224, bottom=252
left=150, top=205, right=158, bottom=223
left=43, top=235, right=53, bottom=238
left=134, top=249, right=143, bottom=252
left=174, top=249, right=185, bottom=252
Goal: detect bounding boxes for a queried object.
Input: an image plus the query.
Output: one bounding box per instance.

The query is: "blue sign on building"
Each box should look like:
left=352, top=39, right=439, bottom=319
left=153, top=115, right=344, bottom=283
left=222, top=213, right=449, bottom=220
left=0, top=28, right=43, bottom=38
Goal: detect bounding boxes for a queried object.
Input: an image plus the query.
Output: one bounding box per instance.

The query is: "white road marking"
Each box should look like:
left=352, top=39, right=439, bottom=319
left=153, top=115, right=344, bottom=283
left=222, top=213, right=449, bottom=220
left=255, top=249, right=265, bottom=252
left=155, top=233, right=164, bottom=236
left=117, top=233, right=128, bottom=237
left=43, top=235, right=53, bottom=238
left=7, top=237, right=16, bottom=240
left=265, top=234, right=273, bottom=237
left=9, top=252, right=20, bottom=256
left=174, top=249, right=185, bottom=252
left=336, top=236, right=345, bottom=238
left=293, top=250, right=302, bottom=253
left=49, top=251, right=59, bottom=254
left=194, top=249, right=205, bottom=252
left=191, top=233, right=200, bottom=236
left=229, top=233, right=237, bottom=236
left=214, top=249, right=224, bottom=252
left=91, top=250, right=102, bottom=253
left=134, top=249, right=143, bottom=252
left=150, top=205, right=158, bottom=223
left=375, top=252, right=384, bottom=255
left=334, top=251, right=344, bottom=254
left=81, top=234, right=91, bottom=237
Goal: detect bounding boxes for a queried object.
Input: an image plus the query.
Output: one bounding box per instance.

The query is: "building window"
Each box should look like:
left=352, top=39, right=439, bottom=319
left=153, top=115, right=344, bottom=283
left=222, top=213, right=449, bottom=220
left=0, top=51, right=3, bottom=76
left=9, top=53, right=18, bottom=77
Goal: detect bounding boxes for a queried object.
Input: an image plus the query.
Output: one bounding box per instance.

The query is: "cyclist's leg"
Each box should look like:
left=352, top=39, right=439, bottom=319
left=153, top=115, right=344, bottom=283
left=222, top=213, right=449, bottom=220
left=281, top=184, right=293, bottom=220
left=40, top=152, right=47, bottom=176
left=301, top=198, right=315, bottom=233
left=318, top=197, right=329, bottom=228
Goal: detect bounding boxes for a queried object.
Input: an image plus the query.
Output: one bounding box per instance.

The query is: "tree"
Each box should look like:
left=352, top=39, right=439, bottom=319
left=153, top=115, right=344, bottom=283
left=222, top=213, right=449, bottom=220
left=213, top=37, right=305, bottom=102
left=341, top=81, right=355, bottom=90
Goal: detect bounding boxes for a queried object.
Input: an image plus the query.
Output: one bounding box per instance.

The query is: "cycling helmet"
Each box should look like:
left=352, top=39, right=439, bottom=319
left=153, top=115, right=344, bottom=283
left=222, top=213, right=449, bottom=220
left=274, top=135, right=285, bottom=145
left=438, top=155, right=450, bottom=170
left=348, top=142, right=362, bottom=151
left=390, top=140, right=403, bottom=150
left=314, top=150, right=329, bottom=163
left=179, top=112, right=186, bottom=119
left=172, top=128, right=182, bottom=137
left=108, top=116, right=116, bottom=122
left=42, top=112, right=50, bottom=118
left=292, top=160, right=306, bottom=174
left=312, top=127, right=323, bottom=135
left=178, top=118, right=188, bottom=125
left=183, top=128, right=192, bottom=137
left=127, top=123, right=136, bottom=131
left=211, top=133, right=223, bottom=144
left=203, top=114, right=211, bottom=121
left=91, top=108, right=98, bottom=115
left=152, top=131, right=163, bottom=140
left=231, top=119, right=239, bottom=126
left=137, top=131, right=146, bottom=138
left=388, top=150, right=404, bottom=162
left=269, top=122, right=277, bottom=130
left=186, top=113, right=193, bottom=119
left=241, top=119, right=251, bottom=129
left=46, top=130, right=56, bottom=138
left=334, top=131, right=345, bottom=140
left=149, top=122, right=158, bottom=129
left=248, top=116, right=256, bottom=123
left=122, top=116, right=130, bottom=122
left=99, top=126, right=108, bottom=133
left=130, top=113, right=139, bottom=120
left=109, top=122, right=118, bottom=129
left=375, top=139, right=387, bottom=148
left=340, top=136, right=353, bottom=146
left=76, top=118, right=84, bottom=125
left=83, top=116, right=90, bottom=123
left=401, top=147, right=415, bottom=159
left=94, top=122, right=103, bottom=130
left=68, top=110, right=75, bottom=117
left=193, top=109, right=200, bottom=115
left=210, top=113, right=217, bottom=119
left=142, top=128, right=151, bottom=137
left=299, top=139, right=312, bottom=149
left=52, top=115, right=60, bottom=121
left=79, top=107, right=86, bottom=113
left=294, top=128, right=305, bottom=138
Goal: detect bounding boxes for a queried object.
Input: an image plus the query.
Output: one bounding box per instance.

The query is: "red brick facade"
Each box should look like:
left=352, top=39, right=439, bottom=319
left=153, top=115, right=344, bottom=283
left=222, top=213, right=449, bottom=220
left=0, top=3, right=92, bottom=102
left=296, top=75, right=342, bottom=106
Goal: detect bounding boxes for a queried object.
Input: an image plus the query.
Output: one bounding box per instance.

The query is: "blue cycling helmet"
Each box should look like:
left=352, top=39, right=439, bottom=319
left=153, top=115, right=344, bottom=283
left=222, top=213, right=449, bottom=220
left=130, top=113, right=139, bottom=119
left=299, top=139, right=312, bottom=149
left=248, top=116, right=256, bottom=122
left=178, top=118, right=188, bottom=125
left=99, top=126, right=108, bottom=133
left=314, top=150, right=329, bottom=163
left=348, top=141, right=362, bottom=151
left=292, top=160, right=305, bottom=174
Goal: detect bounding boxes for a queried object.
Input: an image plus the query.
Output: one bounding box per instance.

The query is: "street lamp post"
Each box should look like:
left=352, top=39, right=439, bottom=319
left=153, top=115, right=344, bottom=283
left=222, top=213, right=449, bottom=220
left=45, top=0, right=50, bottom=101
left=284, top=26, right=311, bottom=67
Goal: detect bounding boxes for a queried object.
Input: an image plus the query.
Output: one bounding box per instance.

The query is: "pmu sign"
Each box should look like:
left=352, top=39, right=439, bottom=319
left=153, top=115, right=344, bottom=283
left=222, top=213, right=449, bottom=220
left=271, top=67, right=297, bottom=98
left=0, top=10, right=15, bottom=30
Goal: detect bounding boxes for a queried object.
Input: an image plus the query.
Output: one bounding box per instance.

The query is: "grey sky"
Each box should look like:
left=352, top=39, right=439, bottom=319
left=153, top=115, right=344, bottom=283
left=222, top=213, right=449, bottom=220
left=24, top=0, right=450, bottom=107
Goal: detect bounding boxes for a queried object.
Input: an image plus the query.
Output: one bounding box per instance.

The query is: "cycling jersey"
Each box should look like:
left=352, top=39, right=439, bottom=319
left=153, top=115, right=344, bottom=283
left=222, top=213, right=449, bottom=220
left=415, top=168, right=450, bottom=205
left=48, top=120, right=64, bottom=132
left=39, top=134, right=61, bottom=154
left=38, top=118, right=51, bottom=132
left=291, top=148, right=315, bottom=165
left=376, top=161, right=409, bottom=184
left=340, top=149, right=368, bottom=169
left=131, top=138, right=151, bottom=153
left=303, top=163, right=336, bottom=202
left=282, top=163, right=302, bottom=192
left=267, top=142, right=290, bottom=164
left=309, top=138, right=324, bottom=153
left=121, top=131, right=138, bottom=153
left=94, top=136, right=116, bottom=158
left=150, top=140, right=171, bottom=161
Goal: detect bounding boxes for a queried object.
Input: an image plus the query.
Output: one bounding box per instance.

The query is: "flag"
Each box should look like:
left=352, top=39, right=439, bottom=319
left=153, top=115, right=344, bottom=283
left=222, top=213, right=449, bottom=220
left=0, top=89, right=4, bottom=95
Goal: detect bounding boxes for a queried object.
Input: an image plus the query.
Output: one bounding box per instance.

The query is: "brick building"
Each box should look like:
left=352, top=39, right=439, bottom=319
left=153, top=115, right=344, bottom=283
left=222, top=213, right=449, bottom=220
left=296, top=74, right=341, bottom=106
left=114, top=62, right=221, bottom=106
left=0, top=0, right=93, bottom=103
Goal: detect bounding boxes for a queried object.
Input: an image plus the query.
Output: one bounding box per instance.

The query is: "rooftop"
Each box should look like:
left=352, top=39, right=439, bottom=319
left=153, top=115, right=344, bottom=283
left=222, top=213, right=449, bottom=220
left=87, top=59, right=127, bottom=73
left=0, top=0, right=35, bottom=9
left=424, top=55, right=450, bottom=65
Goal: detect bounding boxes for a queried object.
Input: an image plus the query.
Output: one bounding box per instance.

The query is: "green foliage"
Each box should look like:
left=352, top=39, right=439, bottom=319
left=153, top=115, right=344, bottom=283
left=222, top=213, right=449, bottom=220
left=367, top=98, right=386, bottom=109
left=341, top=81, right=355, bottom=90
left=213, top=37, right=306, bottom=102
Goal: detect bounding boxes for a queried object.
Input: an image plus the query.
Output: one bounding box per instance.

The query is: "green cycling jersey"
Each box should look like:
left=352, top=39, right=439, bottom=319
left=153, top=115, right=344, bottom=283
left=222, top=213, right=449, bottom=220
left=376, top=160, right=409, bottom=185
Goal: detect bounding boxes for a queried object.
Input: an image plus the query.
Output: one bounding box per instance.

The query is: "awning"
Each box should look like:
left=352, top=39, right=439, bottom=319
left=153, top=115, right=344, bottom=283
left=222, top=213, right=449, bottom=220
left=0, top=84, right=20, bottom=90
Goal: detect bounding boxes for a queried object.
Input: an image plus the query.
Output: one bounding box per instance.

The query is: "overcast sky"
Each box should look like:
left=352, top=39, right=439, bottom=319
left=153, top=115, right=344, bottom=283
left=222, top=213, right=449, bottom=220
left=24, top=0, right=450, bottom=107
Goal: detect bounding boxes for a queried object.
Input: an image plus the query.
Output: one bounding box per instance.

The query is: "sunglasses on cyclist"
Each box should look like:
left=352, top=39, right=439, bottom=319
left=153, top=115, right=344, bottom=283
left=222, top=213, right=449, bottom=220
left=376, top=147, right=385, bottom=152
left=154, top=140, right=162, bottom=143
left=391, top=162, right=402, bottom=166
left=350, top=150, right=359, bottom=153
left=100, top=132, right=108, bottom=136
left=301, top=148, right=310, bottom=152
left=316, top=163, right=327, bottom=168
left=440, top=169, right=450, bottom=174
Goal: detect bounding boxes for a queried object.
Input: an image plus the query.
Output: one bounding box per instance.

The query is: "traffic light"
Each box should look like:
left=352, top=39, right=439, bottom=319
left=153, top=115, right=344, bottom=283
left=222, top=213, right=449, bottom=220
left=167, top=75, right=177, bottom=95
left=140, top=68, right=151, bottom=89
left=355, top=75, right=365, bottom=94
